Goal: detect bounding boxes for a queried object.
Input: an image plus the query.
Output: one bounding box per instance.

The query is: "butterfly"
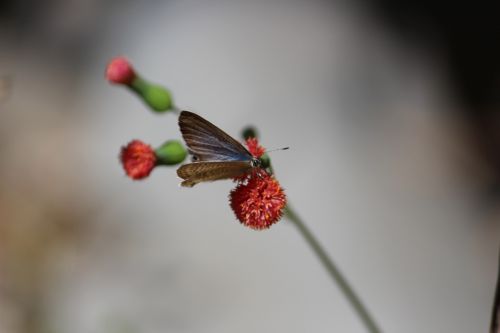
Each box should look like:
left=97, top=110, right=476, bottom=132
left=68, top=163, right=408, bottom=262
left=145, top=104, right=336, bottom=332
left=177, top=111, right=262, bottom=187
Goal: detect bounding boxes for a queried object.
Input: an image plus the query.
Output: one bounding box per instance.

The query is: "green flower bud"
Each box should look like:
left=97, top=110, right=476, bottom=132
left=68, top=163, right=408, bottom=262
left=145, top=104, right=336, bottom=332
left=242, top=126, right=258, bottom=140
left=259, top=153, right=271, bottom=169
left=130, top=77, right=174, bottom=113
left=155, top=140, right=187, bottom=165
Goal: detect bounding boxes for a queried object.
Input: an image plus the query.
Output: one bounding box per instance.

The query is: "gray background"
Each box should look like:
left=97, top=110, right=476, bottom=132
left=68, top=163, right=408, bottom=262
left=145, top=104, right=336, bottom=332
left=1, top=1, right=499, bottom=332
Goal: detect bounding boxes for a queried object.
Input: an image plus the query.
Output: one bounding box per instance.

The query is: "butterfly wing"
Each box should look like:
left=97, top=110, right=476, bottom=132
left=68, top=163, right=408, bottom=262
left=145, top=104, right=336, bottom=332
left=177, top=161, right=253, bottom=187
left=179, top=111, right=252, bottom=162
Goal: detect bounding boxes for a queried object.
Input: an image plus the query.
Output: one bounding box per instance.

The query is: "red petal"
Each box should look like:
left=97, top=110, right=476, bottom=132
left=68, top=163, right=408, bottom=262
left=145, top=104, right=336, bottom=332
left=120, top=140, right=156, bottom=180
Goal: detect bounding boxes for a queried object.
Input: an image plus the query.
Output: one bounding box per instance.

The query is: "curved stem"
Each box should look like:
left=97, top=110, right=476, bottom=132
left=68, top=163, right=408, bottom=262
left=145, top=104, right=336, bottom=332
left=491, top=246, right=500, bottom=333
left=284, top=204, right=382, bottom=333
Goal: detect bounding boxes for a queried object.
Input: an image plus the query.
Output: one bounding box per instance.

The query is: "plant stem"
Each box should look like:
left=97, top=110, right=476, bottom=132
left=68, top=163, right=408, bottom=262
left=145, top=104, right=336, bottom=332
left=284, top=203, right=382, bottom=333
left=491, top=246, right=500, bottom=333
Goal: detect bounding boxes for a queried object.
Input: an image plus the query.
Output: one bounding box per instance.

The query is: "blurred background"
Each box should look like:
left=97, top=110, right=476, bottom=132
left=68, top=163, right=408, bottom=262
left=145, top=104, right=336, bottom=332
left=1, top=0, right=499, bottom=332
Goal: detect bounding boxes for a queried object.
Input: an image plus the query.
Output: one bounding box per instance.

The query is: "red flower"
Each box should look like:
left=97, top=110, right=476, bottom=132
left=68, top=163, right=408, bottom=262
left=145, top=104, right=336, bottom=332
left=245, top=137, right=265, bottom=158
left=230, top=170, right=287, bottom=230
left=120, top=140, right=157, bottom=180
left=106, top=56, right=136, bottom=85
left=233, top=138, right=267, bottom=183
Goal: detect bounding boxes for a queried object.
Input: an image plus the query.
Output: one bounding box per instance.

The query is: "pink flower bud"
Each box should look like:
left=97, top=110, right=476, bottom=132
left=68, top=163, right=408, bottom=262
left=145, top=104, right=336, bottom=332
left=106, top=56, right=136, bottom=85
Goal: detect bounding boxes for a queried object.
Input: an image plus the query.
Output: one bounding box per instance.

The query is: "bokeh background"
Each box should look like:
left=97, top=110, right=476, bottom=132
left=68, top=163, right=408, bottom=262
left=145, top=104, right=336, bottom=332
left=1, top=1, right=499, bottom=332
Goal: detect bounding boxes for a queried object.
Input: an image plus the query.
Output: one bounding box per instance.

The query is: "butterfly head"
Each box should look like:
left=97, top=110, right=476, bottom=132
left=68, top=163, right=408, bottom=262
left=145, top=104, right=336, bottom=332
left=250, top=157, right=262, bottom=168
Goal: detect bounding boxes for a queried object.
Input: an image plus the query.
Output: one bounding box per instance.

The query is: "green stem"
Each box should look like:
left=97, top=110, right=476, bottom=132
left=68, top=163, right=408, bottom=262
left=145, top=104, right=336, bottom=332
left=490, top=246, right=500, bottom=333
left=284, top=204, right=382, bottom=333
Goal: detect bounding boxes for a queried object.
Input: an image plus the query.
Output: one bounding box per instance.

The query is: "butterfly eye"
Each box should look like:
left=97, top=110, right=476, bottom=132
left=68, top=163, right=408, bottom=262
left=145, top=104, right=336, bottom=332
left=250, top=158, right=261, bottom=168
left=191, top=155, right=199, bottom=162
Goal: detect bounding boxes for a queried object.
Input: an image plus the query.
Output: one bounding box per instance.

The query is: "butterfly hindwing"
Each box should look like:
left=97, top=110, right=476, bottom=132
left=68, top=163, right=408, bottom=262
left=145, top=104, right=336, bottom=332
left=177, top=161, right=253, bottom=187
left=179, top=111, right=252, bottom=162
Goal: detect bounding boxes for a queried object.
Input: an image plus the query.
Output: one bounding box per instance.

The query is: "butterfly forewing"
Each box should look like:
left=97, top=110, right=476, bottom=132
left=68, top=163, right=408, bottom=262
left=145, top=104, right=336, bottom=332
left=177, top=161, right=253, bottom=187
left=179, top=111, right=252, bottom=162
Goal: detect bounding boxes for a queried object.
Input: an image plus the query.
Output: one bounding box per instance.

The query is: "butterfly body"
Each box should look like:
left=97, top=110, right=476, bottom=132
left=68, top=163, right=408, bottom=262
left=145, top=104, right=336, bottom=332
left=177, top=111, right=259, bottom=187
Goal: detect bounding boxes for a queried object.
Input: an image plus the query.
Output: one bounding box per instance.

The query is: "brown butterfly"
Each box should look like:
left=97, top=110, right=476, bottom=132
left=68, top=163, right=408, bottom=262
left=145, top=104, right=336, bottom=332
left=177, top=111, right=261, bottom=187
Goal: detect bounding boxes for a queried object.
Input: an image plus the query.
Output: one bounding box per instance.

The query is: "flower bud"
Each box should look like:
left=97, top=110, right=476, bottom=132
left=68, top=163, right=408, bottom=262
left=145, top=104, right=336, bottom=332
left=106, top=57, right=136, bottom=85
left=106, top=56, right=175, bottom=113
left=130, top=78, right=174, bottom=113
left=259, top=153, right=271, bottom=169
left=155, top=140, right=187, bottom=165
left=242, top=126, right=258, bottom=140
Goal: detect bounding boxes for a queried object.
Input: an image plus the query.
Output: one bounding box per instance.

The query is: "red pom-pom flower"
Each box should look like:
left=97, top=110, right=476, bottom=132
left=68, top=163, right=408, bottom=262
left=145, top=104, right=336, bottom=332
left=232, top=138, right=267, bottom=183
left=245, top=137, right=265, bottom=158
left=230, top=170, right=287, bottom=230
left=229, top=138, right=286, bottom=230
left=120, top=140, right=157, bottom=180
left=106, top=56, right=136, bottom=85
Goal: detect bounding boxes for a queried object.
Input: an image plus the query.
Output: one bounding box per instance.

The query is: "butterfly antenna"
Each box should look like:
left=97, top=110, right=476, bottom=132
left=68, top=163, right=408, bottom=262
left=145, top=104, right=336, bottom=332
left=265, top=147, right=290, bottom=154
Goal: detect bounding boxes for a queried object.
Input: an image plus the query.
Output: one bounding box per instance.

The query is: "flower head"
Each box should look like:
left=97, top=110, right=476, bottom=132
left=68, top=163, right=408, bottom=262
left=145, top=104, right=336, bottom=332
left=120, top=140, right=157, bottom=180
left=245, top=137, right=265, bottom=158
left=232, top=137, right=266, bottom=183
left=106, top=56, right=136, bottom=85
left=230, top=171, right=287, bottom=230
